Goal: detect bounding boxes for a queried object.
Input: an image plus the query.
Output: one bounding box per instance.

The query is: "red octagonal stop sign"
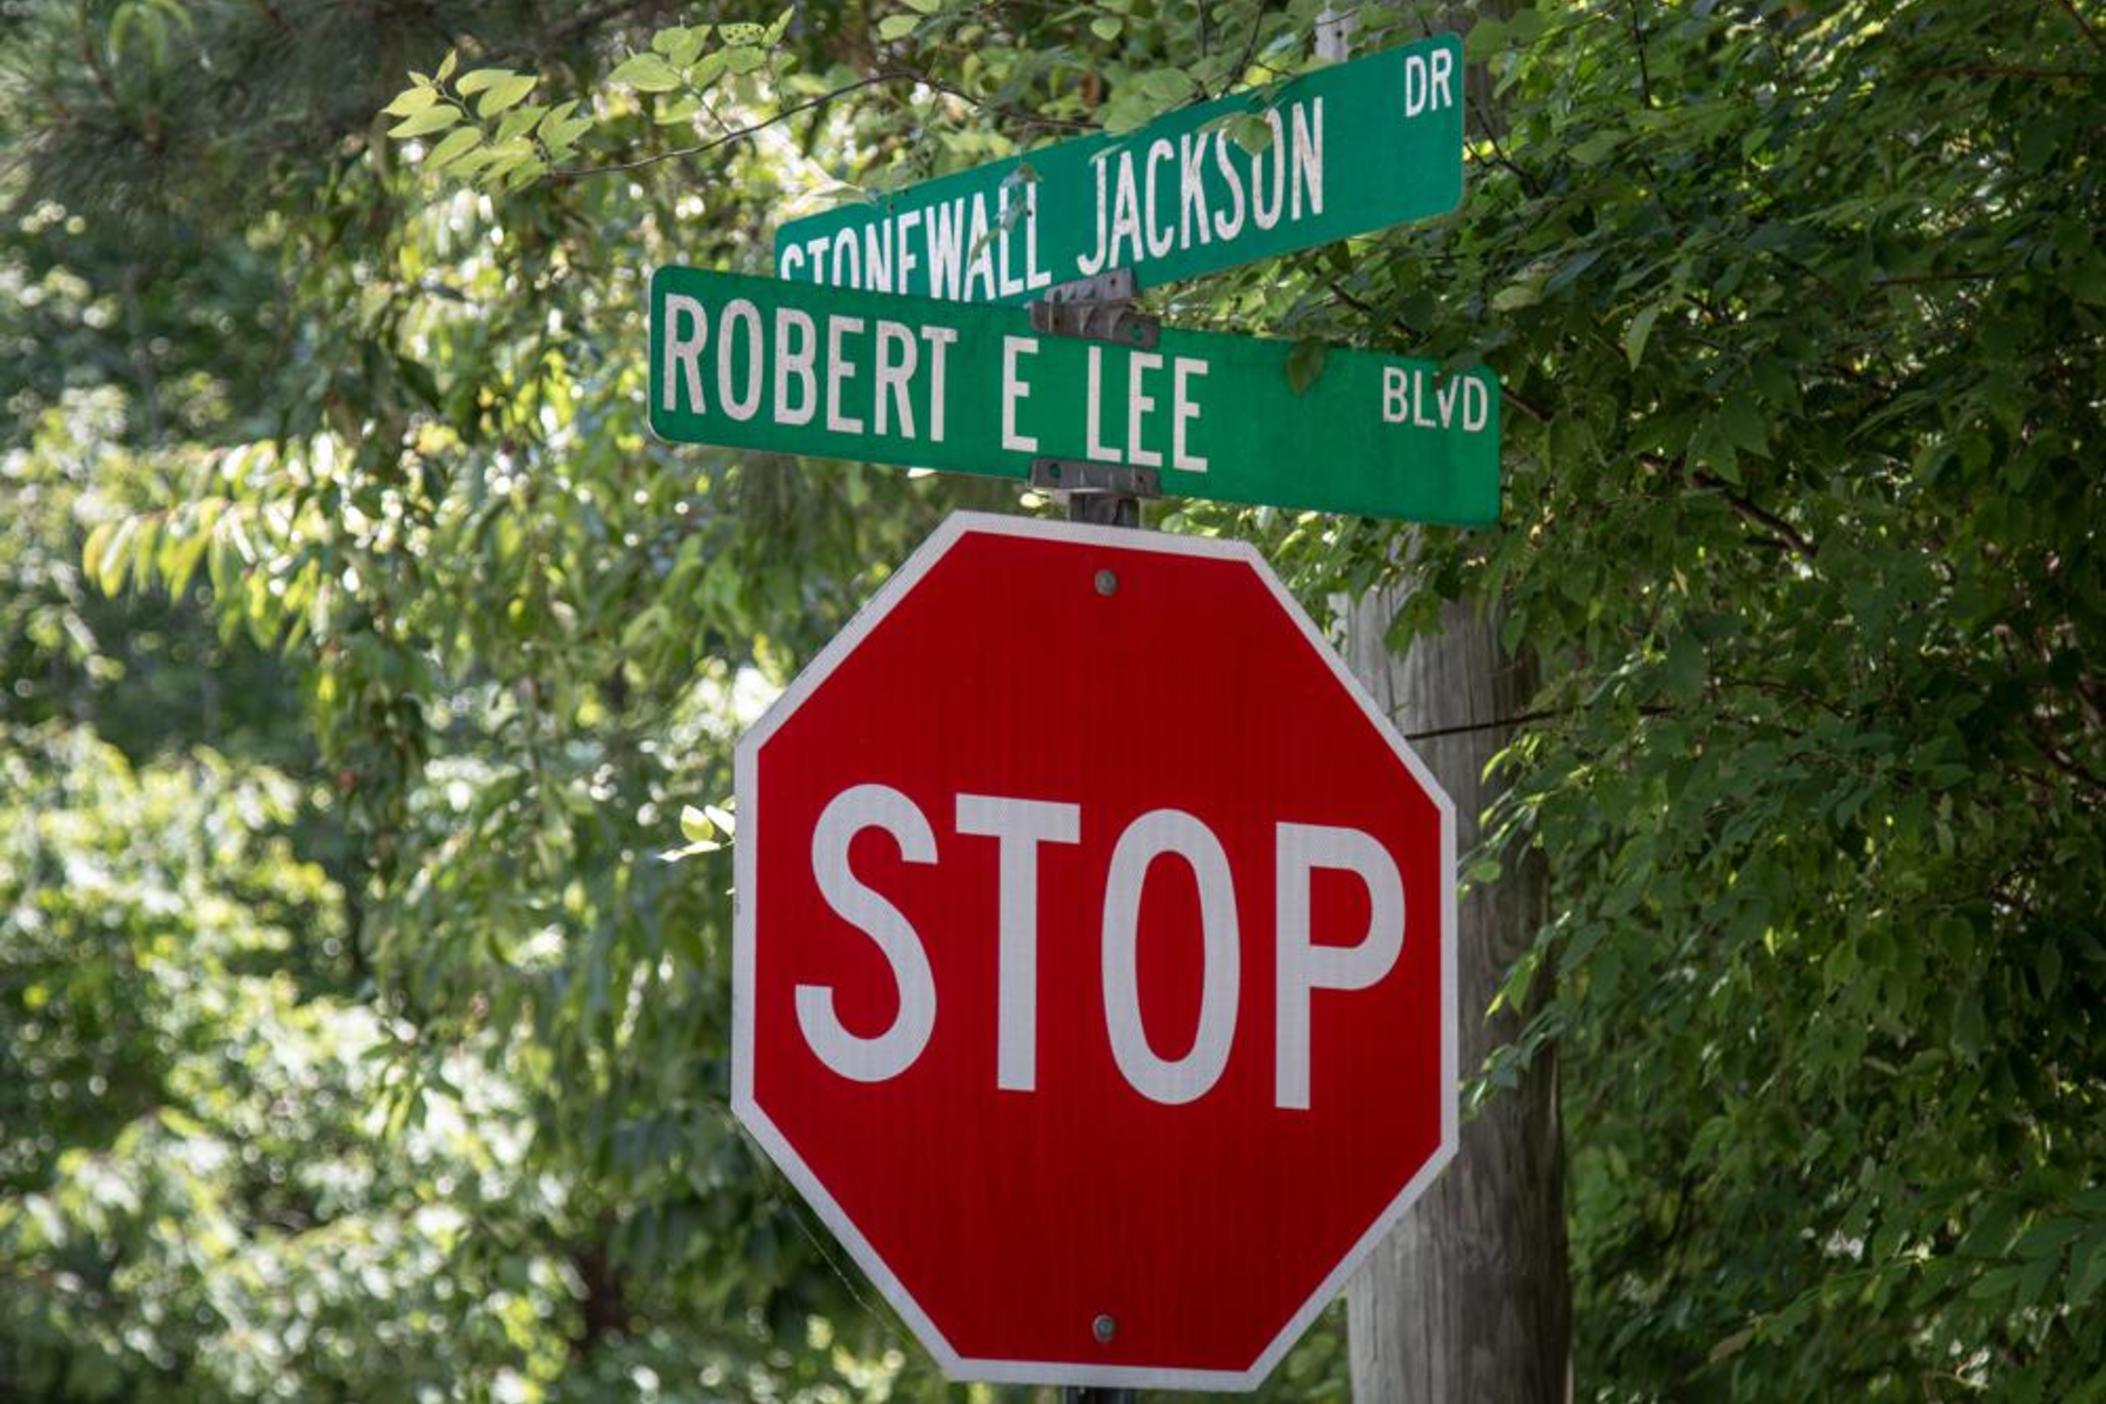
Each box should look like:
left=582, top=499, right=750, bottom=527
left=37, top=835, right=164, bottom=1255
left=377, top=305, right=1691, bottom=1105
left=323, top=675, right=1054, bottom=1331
left=733, top=513, right=1455, bottom=1391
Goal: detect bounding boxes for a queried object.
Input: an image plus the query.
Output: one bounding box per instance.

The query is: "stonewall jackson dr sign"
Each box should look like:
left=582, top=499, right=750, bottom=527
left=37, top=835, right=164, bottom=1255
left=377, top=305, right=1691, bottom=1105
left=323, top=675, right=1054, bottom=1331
left=773, top=34, right=1464, bottom=301
left=649, top=267, right=1500, bottom=525
left=733, top=514, right=1457, bottom=1388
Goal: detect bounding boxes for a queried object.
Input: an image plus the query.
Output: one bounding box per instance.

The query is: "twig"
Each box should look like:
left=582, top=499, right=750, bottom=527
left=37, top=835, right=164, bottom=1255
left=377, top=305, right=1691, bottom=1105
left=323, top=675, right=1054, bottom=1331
left=1625, top=0, right=1654, bottom=107
left=2026, top=713, right=2106, bottom=795
left=1690, top=469, right=1819, bottom=561
left=1400, top=703, right=1674, bottom=741
left=917, top=76, right=1097, bottom=132
left=1873, top=268, right=2014, bottom=286
left=1470, top=90, right=1542, bottom=197
left=2051, top=0, right=2104, bottom=52
left=1326, top=278, right=1552, bottom=422
left=74, top=0, right=119, bottom=107
left=1910, top=62, right=2099, bottom=79
left=1231, top=2, right=1267, bottom=86
left=1501, top=384, right=1550, bottom=423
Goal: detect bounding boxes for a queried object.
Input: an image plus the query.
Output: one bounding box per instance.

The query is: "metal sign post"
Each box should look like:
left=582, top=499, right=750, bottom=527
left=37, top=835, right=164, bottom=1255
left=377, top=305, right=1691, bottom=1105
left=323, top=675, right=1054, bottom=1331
left=1037, top=277, right=1144, bottom=1404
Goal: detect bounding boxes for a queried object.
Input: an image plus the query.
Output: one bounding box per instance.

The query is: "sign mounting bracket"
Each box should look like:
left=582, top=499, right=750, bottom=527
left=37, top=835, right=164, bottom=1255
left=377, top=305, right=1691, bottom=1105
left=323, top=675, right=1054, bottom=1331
left=1029, top=269, right=1160, bottom=528
left=1027, top=267, right=1160, bottom=349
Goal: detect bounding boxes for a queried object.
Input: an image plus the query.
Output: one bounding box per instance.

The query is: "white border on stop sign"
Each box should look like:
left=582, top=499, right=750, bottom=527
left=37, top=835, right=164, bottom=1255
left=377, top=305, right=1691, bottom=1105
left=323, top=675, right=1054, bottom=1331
left=729, top=509, right=1460, bottom=1392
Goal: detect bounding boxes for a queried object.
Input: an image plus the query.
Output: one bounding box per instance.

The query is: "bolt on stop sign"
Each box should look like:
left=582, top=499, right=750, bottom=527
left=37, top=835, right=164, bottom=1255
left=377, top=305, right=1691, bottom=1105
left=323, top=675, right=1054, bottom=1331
left=732, top=513, right=1456, bottom=1391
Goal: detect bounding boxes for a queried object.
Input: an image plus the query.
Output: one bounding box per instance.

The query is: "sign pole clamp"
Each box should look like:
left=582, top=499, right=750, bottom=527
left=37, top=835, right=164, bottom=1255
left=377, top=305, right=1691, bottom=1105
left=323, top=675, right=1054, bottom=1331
left=1028, top=269, right=1161, bottom=530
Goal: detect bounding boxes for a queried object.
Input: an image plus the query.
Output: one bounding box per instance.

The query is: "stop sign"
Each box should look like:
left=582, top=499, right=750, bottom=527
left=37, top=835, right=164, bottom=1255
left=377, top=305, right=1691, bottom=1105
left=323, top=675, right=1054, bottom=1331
left=732, top=513, right=1455, bottom=1390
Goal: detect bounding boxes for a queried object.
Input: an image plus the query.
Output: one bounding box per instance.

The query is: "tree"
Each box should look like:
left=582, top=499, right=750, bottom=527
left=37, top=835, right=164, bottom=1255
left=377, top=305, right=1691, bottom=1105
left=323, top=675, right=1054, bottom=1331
left=6, top=0, right=2101, bottom=1398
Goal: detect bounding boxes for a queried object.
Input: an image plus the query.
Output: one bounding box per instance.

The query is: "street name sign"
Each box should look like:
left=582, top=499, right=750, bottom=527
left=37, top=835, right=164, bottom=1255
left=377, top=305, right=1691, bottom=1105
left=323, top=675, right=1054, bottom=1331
left=650, top=266, right=1500, bottom=525
left=733, top=512, right=1458, bottom=1389
left=773, top=35, right=1464, bottom=301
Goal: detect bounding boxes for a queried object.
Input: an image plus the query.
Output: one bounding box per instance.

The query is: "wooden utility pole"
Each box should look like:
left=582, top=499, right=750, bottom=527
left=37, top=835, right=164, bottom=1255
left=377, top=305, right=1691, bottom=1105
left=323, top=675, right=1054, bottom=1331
left=1324, top=2, right=1569, bottom=1397
left=1340, top=591, right=1568, bottom=1401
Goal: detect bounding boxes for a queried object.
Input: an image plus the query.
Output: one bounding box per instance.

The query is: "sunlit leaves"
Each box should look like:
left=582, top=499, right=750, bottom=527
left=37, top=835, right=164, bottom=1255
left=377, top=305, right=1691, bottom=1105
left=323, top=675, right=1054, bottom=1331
left=379, top=52, right=587, bottom=192
left=386, top=103, right=460, bottom=138
left=609, top=52, right=682, bottom=92
left=473, top=73, right=538, bottom=117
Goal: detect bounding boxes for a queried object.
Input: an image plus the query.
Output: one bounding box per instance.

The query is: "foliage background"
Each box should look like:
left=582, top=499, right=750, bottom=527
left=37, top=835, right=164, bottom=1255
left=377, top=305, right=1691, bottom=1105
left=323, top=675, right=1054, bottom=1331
left=2, top=0, right=2100, bottom=1400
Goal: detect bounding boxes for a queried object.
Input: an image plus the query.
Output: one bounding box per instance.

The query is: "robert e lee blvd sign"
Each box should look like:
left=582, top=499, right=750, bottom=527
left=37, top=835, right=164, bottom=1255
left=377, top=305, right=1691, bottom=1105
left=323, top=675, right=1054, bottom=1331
left=650, top=266, right=1500, bottom=526
left=773, top=34, right=1463, bottom=302
left=734, top=514, right=1456, bottom=1388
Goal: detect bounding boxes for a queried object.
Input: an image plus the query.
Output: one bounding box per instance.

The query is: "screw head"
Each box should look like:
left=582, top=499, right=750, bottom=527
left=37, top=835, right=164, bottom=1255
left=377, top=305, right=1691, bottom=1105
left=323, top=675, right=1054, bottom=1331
left=1094, top=569, right=1118, bottom=596
left=1092, top=1313, right=1117, bottom=1344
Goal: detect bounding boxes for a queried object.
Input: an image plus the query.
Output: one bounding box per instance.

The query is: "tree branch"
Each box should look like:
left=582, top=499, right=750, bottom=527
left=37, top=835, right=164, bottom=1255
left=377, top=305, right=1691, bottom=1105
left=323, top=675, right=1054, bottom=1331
left=1910, top=62, right=2100, bottom=80
left=1625, top=0, right=1655, bottom=108
left=551, top=72, right=1094, bottom=181
left=1399, top=703, right=1676, bottom=741
left=2051, top=0, right=2104, bottom=53
left=1690, top=469, right=1819, bottom=561
left=1231, top=3, right=1268, bottom=88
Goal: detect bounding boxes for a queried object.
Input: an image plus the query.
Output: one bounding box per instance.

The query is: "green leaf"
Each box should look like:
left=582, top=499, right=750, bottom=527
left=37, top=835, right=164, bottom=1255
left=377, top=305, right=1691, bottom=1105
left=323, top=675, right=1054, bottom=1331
left=1492, top=279, right=1542, bottom=312
left=95, top=517, right=138, bottom=595
left=1625, top=302, right=1663, bottom=369
left=1464, top=17, right=1509, bottom=60
left=2038, top=940, right=2063, bottom=997
left=424, top=126, right=483, bottom=172
left=690, top=50, right=730, bottom=87
left=501, top=157, right=547, bottom=191
left=610, top=53, right=683, bottom=92
left=81, top=521, right=115, bottom=594
left=540, top=109, right=594, bottom=153
left=1719, top=394, right=1769, bottom=459
left=381, top=86, right=439, bottom=118
left=651, top=26, right=706, bottom=67
left=435, top=47, right=458, bottom=81
left=680, top=805, right=715, bottom=843
left=1091, top=14, right=1123, bottom=39
left=1139, top=69, right=1196, bottom=103
left=1707, top=1325, right=1754, bottom=1365
left=387, top=104, right=460, bottom=139
left=1227, top=110, right=1273, bottom=154
left=1570, top=128, right=1621, bottom=165
left=454, top=67, right=513, bottom=95
left=721, top=45, right=766, bottom=74
left=653, top=95, right=702, bottom=125
left=494, top=103, right=548, bottom=143
left=2070, top=1231, right=2106, bottom=1305
left=1663, top=633, right=1706, bottom=701
left=877, top=14, right=920, bottom=40
left=904, top=0, right=943, bottom=12
left=442, top=146, right=502, bottom=180
left=476, top=74, right=538, bottom=117
left=1285, top=338, right=1327, bottom=396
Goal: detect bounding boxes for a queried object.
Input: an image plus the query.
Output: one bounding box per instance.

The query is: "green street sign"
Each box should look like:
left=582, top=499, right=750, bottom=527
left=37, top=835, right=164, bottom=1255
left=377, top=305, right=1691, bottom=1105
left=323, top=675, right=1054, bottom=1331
left=773, top=35, right=1463, bottom=303
left=650, top=267, right=1498, bottom=526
